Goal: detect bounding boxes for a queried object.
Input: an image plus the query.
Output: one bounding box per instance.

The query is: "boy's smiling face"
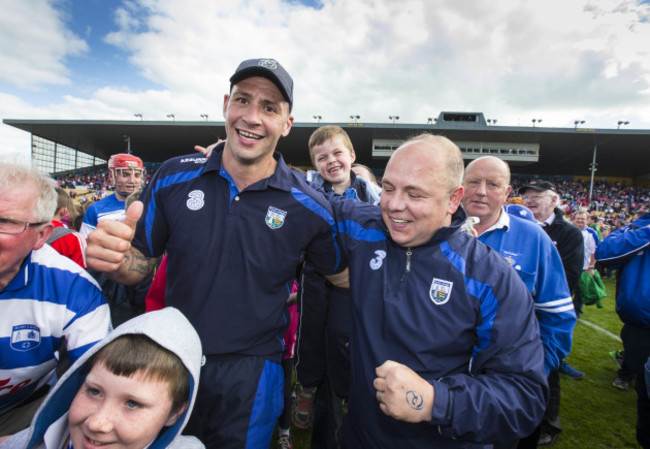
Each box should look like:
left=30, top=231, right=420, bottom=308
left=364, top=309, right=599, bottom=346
left=69, top=362, right=184, bottom=449
left=311, top=135, right=356, bottom=193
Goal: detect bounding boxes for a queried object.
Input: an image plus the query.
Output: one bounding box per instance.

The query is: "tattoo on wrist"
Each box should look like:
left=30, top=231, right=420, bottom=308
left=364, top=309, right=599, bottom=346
left=406, top=390, right=424, bottom=410
left=124, top=250, right=156, bottom=274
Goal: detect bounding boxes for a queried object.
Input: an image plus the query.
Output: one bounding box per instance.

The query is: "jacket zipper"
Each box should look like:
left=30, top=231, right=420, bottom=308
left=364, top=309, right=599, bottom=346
left=405, top=248, right=412, bottom=273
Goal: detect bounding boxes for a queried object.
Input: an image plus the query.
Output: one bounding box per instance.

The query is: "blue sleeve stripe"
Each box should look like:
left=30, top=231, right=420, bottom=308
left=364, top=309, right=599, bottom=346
left=467, top=278, right=499, bottom=360
left=290, top=187, right=335, bottom=226
left=145, top=167, right=204, bottom=254
left=291, top=187, right=342, bottom=270
left=335, top=219, right=387, bottom=242
left=439, top=241, right=466, bottom=273
left=439, top=242, right=499, bottom=363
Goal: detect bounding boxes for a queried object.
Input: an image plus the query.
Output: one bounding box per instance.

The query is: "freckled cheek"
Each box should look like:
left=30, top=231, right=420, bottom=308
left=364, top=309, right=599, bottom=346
left=115, top=417, right=145, bottom=441
left=68, top=395, right=97, bottom=429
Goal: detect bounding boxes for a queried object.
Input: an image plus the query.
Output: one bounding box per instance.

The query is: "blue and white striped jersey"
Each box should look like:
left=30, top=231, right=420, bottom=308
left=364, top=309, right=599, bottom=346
left=0, top=245, right=110, bottom=415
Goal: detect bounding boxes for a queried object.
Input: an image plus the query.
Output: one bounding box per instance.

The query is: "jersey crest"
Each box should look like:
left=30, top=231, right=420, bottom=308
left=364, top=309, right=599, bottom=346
left=10, top=324, right=41, bottom=351
left=430, top=278, right=453, bottom=305
left=265, top=206, right=287, bottom=229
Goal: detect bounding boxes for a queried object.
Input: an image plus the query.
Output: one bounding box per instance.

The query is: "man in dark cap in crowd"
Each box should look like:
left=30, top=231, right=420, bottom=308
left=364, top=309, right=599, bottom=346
left=522, top=180, right=584, bottom=446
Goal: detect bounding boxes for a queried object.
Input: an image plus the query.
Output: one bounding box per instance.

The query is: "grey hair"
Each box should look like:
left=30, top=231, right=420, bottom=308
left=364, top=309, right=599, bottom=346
left=0, top=162, right=57, bottom=222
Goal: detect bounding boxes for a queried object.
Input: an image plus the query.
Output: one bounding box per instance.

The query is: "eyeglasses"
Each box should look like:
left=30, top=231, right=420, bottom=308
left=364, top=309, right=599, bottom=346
left=0, top=217, right=47, bottom=235
left=522, top=194, right=549, bottom=201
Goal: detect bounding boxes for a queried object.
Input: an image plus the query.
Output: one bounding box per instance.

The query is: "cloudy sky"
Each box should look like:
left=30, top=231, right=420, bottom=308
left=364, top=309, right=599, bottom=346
left=1, top=0, right=649, bottom=161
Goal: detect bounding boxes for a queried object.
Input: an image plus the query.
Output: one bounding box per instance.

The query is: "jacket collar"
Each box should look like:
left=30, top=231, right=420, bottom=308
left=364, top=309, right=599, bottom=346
left=3, top=251, right=34, bottom=293
left=203, top=142, right=293, bottom=193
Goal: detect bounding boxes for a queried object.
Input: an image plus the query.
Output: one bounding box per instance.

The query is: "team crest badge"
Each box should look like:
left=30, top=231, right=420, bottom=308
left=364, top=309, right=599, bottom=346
left=10, top=324, right=41, bottom=351
left=430, top=278, right=453, bottom=305
left=265, top=206, right=287, bottom=229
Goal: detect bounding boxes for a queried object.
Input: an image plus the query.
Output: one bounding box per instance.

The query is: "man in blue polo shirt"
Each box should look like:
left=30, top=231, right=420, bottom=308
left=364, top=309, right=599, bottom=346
left=462, top=156, right=576, bottom=448
left=86, top=58, right=341, bottom=449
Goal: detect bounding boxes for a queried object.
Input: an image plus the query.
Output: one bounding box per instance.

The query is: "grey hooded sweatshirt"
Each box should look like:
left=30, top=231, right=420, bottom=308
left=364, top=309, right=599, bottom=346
left=1, top=307, right=204, bottom=449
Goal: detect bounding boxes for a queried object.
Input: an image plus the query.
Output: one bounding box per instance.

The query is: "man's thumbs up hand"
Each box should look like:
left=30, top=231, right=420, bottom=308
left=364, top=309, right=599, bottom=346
left=86, top=201, right=144, bottom=273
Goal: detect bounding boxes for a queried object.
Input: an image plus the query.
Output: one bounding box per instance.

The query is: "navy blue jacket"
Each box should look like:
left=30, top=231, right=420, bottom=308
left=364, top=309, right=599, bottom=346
left=132, top=146, right=341, bottom=360
left=331, top=198, right=548, bottom=448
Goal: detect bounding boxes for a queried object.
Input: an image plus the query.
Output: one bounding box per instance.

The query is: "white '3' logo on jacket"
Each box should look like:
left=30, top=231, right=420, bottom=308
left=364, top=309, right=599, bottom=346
left=369, top=250, right=386, bottom=270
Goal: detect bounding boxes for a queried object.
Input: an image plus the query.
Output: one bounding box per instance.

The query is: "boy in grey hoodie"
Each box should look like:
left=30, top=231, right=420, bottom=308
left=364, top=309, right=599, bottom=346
left=0, top=308, right=204, bottom=449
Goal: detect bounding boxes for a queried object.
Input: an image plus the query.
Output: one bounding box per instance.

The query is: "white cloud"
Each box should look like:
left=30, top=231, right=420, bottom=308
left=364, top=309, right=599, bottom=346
left=0, top=0, right=88, bottom=89
left=2, top=0, right=650, bottom=160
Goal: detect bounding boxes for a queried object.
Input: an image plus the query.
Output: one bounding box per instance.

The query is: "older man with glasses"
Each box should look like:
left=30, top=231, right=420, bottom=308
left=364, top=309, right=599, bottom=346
left=0, top=163, right=110, bottom=439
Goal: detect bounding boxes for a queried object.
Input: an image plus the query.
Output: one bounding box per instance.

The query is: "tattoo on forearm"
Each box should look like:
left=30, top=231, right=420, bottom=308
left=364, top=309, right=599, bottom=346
left=124, top=249, right=157, bottom=275
left=406, top=390, right=424, bottom=410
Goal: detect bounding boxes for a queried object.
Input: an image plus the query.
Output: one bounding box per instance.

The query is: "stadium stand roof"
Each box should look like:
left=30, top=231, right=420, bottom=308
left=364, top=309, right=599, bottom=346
left=5, top=112, right=650, bottom=179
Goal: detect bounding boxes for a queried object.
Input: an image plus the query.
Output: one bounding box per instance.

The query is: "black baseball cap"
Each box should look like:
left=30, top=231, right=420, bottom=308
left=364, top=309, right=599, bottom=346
left=519, top=180, right=556, bottom=195
left=229, top=58, right=293, bottom=111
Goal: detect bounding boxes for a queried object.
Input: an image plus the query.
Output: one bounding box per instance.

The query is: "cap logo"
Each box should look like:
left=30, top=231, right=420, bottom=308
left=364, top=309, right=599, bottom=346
left=258, top=59, right=278, bottom=70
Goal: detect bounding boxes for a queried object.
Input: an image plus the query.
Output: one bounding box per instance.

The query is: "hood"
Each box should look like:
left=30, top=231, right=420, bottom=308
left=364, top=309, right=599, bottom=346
left=23, top=308, right=202, bottom=449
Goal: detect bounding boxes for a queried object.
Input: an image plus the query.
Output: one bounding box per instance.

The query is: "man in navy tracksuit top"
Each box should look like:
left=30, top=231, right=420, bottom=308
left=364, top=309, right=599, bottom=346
left=85, top=59, right=341, bottom=449
left=596, top=211, right=650, bottom=448
left=329, top=135, right=548, bottom=448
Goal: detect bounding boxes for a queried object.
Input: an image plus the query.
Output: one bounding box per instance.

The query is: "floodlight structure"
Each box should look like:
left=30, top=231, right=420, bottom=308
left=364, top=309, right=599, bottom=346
left=350, top=115, right=360, bottom=124
left=166, top=114, right=175, bottom=121
left=389, top=115, right=400, bottom=124
left=574, top=120, right=585, bottom=129
left=617, top=120, right=630, bottom=129
left=532, top=118, right=542, bottom=127
left=200, top=114, right=209, bottom=122
left=134, top=113, right=143, bottom=121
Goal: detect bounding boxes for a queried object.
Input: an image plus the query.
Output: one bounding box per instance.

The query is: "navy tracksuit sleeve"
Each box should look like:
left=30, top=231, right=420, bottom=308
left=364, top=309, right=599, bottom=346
left=429, top=250, right=549, bottom=443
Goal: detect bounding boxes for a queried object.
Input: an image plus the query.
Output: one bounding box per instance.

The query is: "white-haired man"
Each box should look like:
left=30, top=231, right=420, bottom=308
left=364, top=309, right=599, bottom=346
left=521, top=180, right=584, bottom=446
left=0, top=163, right=110, bottom=437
